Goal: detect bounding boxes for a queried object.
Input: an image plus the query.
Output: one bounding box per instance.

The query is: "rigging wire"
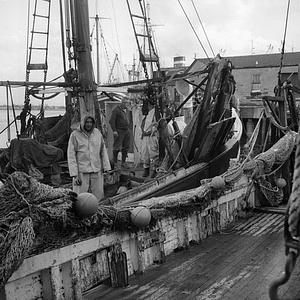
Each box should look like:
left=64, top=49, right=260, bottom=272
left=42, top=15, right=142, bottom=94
left=98, top=22, right=113, bottom=82
left=190, top=0, right=215, bottom=57
left=110, top=0, right=126, bottom=81
left=111, top=0, right=123, bottom=65
left=0, top=118, right=17, bottom=136
left=177, top=0, right=210, bottom=60
left=278, top=0, right=291, bottom=89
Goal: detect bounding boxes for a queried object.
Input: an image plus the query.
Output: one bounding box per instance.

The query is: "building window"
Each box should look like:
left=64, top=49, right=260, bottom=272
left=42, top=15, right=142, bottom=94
left=251, top=73, right=261, bottom=97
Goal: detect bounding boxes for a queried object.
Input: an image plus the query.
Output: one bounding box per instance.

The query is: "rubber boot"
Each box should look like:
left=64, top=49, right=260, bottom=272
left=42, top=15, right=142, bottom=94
left=113, top=150, right=118, bottom=163
left=142, top=167, right=150, bottom=177
left=113, top=150, right=119, bottom=169
left=151, top=168, right=157, bottom=178
left=121, top=151, right=129, bottom=169
left=122, top=151, right=127, bottom=163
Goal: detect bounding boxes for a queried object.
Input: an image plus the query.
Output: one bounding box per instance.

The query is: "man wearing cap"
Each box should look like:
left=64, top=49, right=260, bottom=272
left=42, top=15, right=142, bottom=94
left=109, top=98, right=131, bottom=169
left=67, top=115, right=111, bottom=200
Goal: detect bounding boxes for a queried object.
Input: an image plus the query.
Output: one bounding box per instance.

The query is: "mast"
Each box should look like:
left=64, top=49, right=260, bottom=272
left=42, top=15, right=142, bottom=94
left=70, top=0, right=100, bottom=126
left=95, top=14, right=100, bottom=84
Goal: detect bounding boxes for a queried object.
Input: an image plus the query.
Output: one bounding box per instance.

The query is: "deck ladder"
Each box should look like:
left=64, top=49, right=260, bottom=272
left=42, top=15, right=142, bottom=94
left=126, top=0, right=161, bottom=80
left=25, top=0, right=52, bottom=116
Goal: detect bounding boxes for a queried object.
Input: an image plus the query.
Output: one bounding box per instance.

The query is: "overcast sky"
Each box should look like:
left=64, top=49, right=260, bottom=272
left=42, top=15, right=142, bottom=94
left=0, top=0, right=299, bottom=105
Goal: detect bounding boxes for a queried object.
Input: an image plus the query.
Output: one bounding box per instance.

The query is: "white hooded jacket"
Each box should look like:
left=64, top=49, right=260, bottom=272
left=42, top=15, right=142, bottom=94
left=67, top=115, right=111, bottom=177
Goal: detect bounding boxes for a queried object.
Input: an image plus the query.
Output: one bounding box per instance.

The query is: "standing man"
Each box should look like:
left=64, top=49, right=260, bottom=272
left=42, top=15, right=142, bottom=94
left=67, top=115, right=111, bottom=200
left=141, top=103, right=159, bottom=178
left=109, top=99, right=130, bottom=169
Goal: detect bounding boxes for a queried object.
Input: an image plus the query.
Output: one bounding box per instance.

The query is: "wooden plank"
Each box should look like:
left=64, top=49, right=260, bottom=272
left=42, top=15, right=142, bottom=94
left=71, top=259, right=82, bottom=300
left=61, top=262, right=74, bottom=300
left=41, top=268, right=53, bottom=300
left=50, top=266, right=64, bottom=300
left=5, top=271, right=43, bottom=300
left=8, top=232, right=125, bottom=282
left=79, top=249, right=110, bottom=292
left=27, top=63, right=47, bottom=70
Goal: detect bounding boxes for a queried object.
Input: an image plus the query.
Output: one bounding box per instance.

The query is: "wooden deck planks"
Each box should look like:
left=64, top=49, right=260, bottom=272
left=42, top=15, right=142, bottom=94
left=83, top=213, right=300, bottom=300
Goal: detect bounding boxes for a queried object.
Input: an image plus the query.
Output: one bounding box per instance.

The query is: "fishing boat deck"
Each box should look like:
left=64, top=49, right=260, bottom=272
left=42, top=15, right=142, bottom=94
left=83, top=211, right=300, bottom=300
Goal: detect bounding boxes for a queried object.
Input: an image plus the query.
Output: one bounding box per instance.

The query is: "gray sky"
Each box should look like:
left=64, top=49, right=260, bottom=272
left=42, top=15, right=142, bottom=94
left=0, top=0, right=299, bottom=105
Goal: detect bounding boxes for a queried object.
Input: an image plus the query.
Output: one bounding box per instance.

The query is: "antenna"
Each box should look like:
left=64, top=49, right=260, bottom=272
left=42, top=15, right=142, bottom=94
left=266, top=44, right=274, bottom=54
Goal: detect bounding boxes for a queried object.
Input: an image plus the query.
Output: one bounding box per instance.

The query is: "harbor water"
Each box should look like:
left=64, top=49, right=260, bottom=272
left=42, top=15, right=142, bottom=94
left=0, top=109, right=65, bottom=148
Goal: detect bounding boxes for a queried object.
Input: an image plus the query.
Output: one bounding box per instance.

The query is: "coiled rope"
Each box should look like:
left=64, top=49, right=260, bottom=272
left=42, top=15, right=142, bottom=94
left=288, top=130, right=300, bottom=237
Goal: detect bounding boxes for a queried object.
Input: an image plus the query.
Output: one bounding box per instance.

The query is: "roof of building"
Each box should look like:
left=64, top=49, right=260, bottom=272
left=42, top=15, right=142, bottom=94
left=187, top=52, right=300, bottom=72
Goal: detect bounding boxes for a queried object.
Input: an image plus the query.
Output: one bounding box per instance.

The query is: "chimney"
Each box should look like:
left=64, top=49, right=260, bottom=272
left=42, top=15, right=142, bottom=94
left=173, top=56, right=186, bottom=68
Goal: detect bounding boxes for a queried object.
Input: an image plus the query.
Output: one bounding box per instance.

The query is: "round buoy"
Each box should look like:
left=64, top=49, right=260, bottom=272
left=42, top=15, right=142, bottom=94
left=275, top=178, right=287, bottom=189
left=130, top=206, right=151, bottom=228
left=210, top=176, right=226, bottom=190
left=74, top=192, right=98, bottom=218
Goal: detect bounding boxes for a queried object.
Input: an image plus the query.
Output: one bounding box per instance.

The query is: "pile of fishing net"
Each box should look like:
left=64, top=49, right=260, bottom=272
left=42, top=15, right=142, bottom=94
left=242, top=130, right=297, bottom=206
left=0, top=171, right=134, bottom=288
left=0, top=163, right=247, bottom=288
left=243, top=130, right=297, bottom=176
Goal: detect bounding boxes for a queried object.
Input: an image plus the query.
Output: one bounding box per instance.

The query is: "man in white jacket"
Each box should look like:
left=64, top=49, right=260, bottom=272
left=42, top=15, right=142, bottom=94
left=67, top=115, right=111, bottom=200
left=141, top=106, right=159, bottom=178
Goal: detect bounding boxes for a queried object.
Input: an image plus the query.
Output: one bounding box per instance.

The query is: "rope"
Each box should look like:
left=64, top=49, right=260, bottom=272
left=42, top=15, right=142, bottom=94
left=288, top=130, right=300, bottom=237
left=31, top=92, right=60, bottom=101
left=8, top=175, right=31, bottom=209
left=256, top=160, right=286, bottom=178
left=111, top=0, right=123, bottom=66
left=177, top=0, right=210, bottom=59
left=167, top=138, right=184, bottom=171
left=190, top=0, right=215, bottom=57
left=262, top=100, right=289, bottom=132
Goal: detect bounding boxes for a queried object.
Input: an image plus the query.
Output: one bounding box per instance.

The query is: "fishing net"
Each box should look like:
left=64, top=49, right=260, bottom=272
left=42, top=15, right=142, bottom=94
left=0, top=171, right=142, bottom=286
left=256, top=178, right=283, bottom=207
left=253, top=130, right=297, bottom=174
left=0, top=217, right=35, bottom=287
left=242, top=130, right=297, bottom=177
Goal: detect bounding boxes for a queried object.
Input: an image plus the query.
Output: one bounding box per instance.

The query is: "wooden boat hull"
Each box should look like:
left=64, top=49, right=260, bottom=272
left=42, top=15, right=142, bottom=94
left=107, top=136, right=240, bottom=207
left=3, top=174, right=250, bottom=300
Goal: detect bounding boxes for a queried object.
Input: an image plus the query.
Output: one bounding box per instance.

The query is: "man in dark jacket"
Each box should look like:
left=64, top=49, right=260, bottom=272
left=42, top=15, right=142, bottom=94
left=109, top=99, right=130, bottom=169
